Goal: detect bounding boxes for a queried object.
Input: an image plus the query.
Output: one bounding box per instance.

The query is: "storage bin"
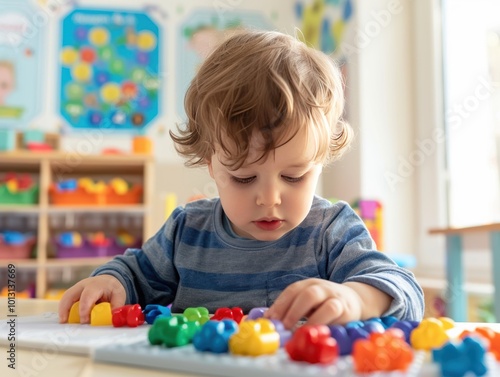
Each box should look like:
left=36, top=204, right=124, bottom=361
left=49, top=185, right=104, bottom=206
left=0, top=237, right=36, bottom=259
left=105, top=184, right=143, bottom=205
left=0, top=184, right=39, bottom=204
left=55, top=239, right=141, bottom=258
left=49, top=184, right=143, bottom=206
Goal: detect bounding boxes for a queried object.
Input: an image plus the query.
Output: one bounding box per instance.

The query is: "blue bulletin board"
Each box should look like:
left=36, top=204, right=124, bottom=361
left=176, top=10, right=272, bottom=119
left=0, top=0, right=44, bottom=127
left=59, top=8, right=161, bottom=131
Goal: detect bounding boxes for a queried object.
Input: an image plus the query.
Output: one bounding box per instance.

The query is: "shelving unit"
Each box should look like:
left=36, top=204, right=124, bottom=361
left=0, top=151, right=154, bottom=298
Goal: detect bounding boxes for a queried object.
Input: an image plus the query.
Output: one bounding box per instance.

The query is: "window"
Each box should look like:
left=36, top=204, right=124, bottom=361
left=442, top=0, right=500, bottom=226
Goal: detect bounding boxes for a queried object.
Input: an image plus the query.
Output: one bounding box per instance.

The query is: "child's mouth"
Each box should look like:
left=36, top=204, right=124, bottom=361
left=254, top=220, right=283, bottom=231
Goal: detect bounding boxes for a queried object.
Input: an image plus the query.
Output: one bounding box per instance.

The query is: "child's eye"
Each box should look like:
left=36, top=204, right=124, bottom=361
left=231, top=176, right=255, bottom=184
left=282, top=175, right=305, bottom=183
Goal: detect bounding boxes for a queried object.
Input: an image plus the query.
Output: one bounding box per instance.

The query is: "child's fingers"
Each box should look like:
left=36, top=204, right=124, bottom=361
left=78, top=286, right=105, bottom=324
left=58, top=284, right=84, bottom=323
left=280, top=284, right=328, bottom=329
left=266, top=281, right=305, bottom=320
left=267, top=279, right=327, bottom=329
left=305, top=298, right=344, bottom=326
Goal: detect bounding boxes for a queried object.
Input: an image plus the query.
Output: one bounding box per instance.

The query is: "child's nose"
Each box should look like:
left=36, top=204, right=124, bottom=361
left=256, top=184, right=281, bottom=207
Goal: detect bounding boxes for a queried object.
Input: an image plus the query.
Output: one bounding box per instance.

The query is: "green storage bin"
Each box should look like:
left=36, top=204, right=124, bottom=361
left=0, top=184, right=39, bottom=204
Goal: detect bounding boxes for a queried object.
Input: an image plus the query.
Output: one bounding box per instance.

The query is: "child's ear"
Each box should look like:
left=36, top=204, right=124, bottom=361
left=207, top=158, right=214, bottom=179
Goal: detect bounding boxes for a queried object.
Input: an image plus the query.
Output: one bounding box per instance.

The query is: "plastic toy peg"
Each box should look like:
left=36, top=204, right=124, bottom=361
left=183, top=307, right=210, bottom=325
left=143, top=304, right=171, bottom=324
left=411, top=318, right=450, bottom=351
left=489, top=333, right=500, bottom=361
left=148, top=315, right=200, bottom=347
left=246, top=307, right=268, bottom=320
left=352, top=330, right=413, bottom=373
left=286, top=325, right=338, bottom=364
left=229, top=318, right=280, bottom=357
left=328, top=324, right=370, bottom=356
left=57, top=179, right=78, bottom=192
left=390, top=320, right=419, bottom=344
left=381, top=315, right=399, bottom=328
left=6, top=179, right=18, bottom=193
left=68, top=301, right=81, bottom=323
left=471, top=327, right=500, bottom=361
left=438, top=317, right=455, bottom=330
left=112, top=304, right=145, bottom=327
left=90, top=302, right=113, bottom=326
left=77, top=178, right=93, bottom=192
left=109, top=178, right=128, bottom=195
left=361, top=319, right=385, bottom=334
left=269, top=319, right=292, bottom=348
left=212, top=307, right=244, bottom=323
left=432, top=336, right=488, bottom=377
left=59, top=232, right=83, bottom=247
left=116, top=231, right=135, bottom=247
left=193, top=319, right=239, bottom=353
left=345, top=320, right=363, bottom=329
left=89, top=232, right=110, bottom=247
left=3, top=231, right=25, bottom=245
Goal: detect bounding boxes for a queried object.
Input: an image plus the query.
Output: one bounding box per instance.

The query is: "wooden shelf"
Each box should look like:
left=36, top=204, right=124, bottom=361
left=0, top=205, right=148, bottom=214
left=44, top=257, right=115, bottom=267
left=0, top=205, right=41, bottom=214
left=47, top=205, right=148, bottom=214
left=0, top=152, right=154, bottom=298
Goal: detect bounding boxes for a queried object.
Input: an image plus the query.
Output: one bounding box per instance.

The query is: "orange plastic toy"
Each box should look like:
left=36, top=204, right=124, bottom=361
left=352, top=329, right=413, bottom=373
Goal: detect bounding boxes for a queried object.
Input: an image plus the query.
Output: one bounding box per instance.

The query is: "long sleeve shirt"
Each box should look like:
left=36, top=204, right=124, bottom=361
left=92, top=196, right=424, bottom=319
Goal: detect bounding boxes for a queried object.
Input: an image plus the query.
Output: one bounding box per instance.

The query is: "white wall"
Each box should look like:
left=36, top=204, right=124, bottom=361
left=324, top=0, right=417, bottom=256
left=22, top=0, right=461, bottom=273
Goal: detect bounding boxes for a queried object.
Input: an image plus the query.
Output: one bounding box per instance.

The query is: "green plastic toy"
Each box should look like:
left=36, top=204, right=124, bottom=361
left=148, top=315, right=200, bottom=347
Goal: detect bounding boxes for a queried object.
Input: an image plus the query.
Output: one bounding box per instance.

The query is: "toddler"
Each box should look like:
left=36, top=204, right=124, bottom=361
left=59, top=30, right=424, bottom=329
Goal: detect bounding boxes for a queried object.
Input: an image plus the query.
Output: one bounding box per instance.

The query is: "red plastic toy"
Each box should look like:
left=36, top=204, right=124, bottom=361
left=285, top=325, right=338, bottom=364
left=112, top=304, right=145, bottom=327
left=211, top=307, right=244, bottom=323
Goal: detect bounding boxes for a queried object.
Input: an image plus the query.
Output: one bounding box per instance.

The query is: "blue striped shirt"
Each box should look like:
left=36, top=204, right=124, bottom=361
left=92, top=196, right=424, bottom=320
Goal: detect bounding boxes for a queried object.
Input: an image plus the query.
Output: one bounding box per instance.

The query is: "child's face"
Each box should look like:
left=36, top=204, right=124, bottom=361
left=208, top=128, right=323, bottom=241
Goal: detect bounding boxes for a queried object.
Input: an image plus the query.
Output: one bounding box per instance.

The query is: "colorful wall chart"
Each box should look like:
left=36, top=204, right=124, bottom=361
left=176, top=9, right=272, bottom=118
left=59, top=8, right=161, bottom=131
left=0, top=0, right=44, bottom=127
left=295, top=0, right=353, bottom=59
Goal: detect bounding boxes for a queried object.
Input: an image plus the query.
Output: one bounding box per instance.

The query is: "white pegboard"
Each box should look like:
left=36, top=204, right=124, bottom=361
left=3, top=313, right=500, bottom=377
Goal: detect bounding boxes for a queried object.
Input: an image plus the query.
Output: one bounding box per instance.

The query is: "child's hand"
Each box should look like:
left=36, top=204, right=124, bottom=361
left=265, top=278, right=391, bottom=330
left=58, top=275, right=126, bottom=324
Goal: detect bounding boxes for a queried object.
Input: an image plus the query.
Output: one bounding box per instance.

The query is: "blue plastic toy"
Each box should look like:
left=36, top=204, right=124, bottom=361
left=3, top=231, right=26, bottom=245
left=193, top=319, right=238, bottom=354
left=432, top=336, right=488, bottom=377
left=143, top=304, right=172, bottom=324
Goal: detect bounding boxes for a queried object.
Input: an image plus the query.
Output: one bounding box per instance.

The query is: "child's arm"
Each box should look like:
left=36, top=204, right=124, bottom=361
left=58, top=275, right=126, bottom=323
left=265, top=279, right=391, bottom=329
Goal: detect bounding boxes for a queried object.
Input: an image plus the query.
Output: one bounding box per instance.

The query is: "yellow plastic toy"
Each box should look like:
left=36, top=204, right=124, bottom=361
left=109, top=178, right=128, bottom=195
left=68, top=301, right=81, bottom=323
left=6, top=179, right=18, bottom=193
left=410, top=317, right=454, bottom=351
left=90, top=302, right=113, bottom=326
left=229, top=318, right=279, bottom=356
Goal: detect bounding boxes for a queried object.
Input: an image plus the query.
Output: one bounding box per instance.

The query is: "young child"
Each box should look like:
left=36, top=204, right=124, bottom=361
left=59, top=30, right=424, bottom=329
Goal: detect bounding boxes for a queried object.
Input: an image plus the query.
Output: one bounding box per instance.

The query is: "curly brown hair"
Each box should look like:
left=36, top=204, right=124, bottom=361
left=170, top=29, right=352, bottom=169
